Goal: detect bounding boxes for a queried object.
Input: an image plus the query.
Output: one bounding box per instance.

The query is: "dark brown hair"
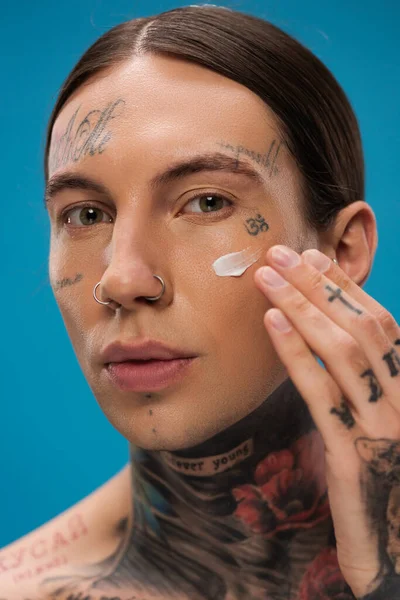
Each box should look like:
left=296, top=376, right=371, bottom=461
left=44, top=5, right=364, bottom=231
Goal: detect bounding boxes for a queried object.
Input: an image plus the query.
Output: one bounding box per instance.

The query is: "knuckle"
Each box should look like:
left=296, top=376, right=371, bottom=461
left=375, top=307, right=399, bottom=339
left=337, top=334, right=363, bottom=365
left=307, top=268, right=325, bottom=292
left=357, top=311, right=381, bottom=337
left=336, top=273, right=352, bottom=294
left=290, top=342, right=311, bottom=363
left=290, top=292, right=313, bottom=316
left=321, top=376, right=341, bottom=399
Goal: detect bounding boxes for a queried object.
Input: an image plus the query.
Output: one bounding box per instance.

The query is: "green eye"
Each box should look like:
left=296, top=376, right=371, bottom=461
left=184, top=193, right=231, bottom=213
left=65, top=206, right=113, bottom=226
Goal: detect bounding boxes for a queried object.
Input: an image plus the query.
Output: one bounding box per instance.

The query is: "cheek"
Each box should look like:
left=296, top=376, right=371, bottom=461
left=49, top=250, right=95, bottom=349
left=200, top=261, right=275, bottom=369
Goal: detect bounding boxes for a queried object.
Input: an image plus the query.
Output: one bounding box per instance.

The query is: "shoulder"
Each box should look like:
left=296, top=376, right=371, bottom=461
left=0, top=464, right=132, bottom=599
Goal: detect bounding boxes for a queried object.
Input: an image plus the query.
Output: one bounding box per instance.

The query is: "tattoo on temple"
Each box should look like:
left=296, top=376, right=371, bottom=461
left=330, top=397, right=356, bottom=429
left=325, top=285, right=363, bottom=315
left=360, top=368, right=384, bottom=403
left=49, top=98, right=125, bottom=173
left=244, top=213, right=269, bottom=236
left=355, top=438, right=400, bottom=599
left=53, top=273, right=83, bottom=291
left=217, top=139, right=283, bottom=177
left=382, top=347, right=400, bottom=378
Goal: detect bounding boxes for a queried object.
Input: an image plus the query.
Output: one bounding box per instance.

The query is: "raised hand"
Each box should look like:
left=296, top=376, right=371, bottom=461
left=255, top=245, right=400, bottom=599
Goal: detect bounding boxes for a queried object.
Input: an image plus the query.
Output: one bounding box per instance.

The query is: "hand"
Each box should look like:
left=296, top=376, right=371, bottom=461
left=254, top=245, right=400, bottom=600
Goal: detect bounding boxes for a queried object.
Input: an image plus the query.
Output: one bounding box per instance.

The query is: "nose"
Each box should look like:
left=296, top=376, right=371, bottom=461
left=98, top=226, right=169, bottom=310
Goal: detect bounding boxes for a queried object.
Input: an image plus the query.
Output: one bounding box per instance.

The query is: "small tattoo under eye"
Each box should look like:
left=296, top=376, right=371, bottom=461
left=330, top=397, right=355, bottom=429
left=361, top=368, right=384, bottom=403
left=325, top=285, right=363, bottom=315
left=244, top=213, right=269, bottom=236
left=382, top=348, right=400, bottom=378
left=53, top=273, right=83, bottom=290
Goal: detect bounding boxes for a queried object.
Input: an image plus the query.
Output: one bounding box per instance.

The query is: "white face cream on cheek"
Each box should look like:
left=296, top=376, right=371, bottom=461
left=212, top=246, right=263, bottom=277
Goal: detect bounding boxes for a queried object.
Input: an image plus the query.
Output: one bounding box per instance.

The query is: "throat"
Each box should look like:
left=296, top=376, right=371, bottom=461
left=113, top=378, right=337, bottom=598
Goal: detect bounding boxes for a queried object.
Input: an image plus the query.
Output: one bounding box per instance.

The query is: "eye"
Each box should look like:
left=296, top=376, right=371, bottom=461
left=63, top=205, right=113, bottom=227
left=182, top=193, right=232, bottom=214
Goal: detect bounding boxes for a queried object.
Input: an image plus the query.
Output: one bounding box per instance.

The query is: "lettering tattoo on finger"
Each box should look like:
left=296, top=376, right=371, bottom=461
left=382, top=348, right=400, bottom=378
left=325, top=285, right=363, bottom=315
left=361, top=368, right=384, bottom=403
left=330, top=397, right=356, bottom=429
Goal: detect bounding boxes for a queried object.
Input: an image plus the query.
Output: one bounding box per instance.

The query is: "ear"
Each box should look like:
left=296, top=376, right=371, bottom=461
left=320, top=201, right=378, bottom=288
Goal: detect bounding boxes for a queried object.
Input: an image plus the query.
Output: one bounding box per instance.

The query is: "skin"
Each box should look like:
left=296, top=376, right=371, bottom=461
left=2, top=54, right=386, bottom=600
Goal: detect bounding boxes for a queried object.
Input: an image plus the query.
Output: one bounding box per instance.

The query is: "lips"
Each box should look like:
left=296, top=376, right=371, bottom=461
left=100, top=338, right=198, bottom=392
left=101, top=338, right=197, bottom=364
left=105, top=357, right=196, bottom=392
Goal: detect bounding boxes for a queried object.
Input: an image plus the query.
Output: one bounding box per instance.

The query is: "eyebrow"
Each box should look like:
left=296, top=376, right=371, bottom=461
left=44, top=151, right=266, bottom=207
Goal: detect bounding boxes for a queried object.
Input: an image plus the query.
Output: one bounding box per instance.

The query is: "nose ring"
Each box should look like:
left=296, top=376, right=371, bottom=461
left=144, top=275, right=165, bottom=302
left=93, top=275, right=166, bottom=305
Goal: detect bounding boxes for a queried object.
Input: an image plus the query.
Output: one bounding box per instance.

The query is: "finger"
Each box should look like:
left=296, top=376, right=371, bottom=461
left=261, top=248, right=399, bottom=399
left=255, top=263, right=398, bottom=432
left=264, top=307, right=363, bottom=452
left=302, top=249, right=400, bottom=345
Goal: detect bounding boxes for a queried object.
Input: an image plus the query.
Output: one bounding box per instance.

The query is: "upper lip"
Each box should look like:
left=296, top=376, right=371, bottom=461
left=101, top=339, right=197, bottom=364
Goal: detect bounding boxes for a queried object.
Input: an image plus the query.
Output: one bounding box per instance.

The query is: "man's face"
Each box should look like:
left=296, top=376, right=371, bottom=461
left=47, top=54, right=316, bottom=450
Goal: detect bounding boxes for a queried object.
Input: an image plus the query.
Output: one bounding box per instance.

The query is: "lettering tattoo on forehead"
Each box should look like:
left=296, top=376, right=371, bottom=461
left=53, top=273, right=83, bottom=291
left=218, top=139, right=283, bottom=177
left=49, top=98, right=125, bottom=173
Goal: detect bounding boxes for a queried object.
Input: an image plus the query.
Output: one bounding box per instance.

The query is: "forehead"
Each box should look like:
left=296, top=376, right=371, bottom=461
left=49, top=54, right=280, bottom=169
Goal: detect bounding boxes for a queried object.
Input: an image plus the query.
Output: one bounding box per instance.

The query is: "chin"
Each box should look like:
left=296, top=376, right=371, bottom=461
left=126, top=427, right=211, bottom=452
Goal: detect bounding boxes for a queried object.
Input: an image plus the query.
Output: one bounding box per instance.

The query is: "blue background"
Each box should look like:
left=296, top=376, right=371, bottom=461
left=1, top=0, right=399, bottom=547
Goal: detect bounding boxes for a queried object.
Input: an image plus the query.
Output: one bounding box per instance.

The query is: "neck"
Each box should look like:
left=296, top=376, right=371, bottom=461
left=114, top=379, right=338, bottom=599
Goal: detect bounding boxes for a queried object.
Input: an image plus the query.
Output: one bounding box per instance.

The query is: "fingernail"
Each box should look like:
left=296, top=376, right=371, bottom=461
left=302, top=249, right=331, bottom=272
left=268, top=309, right=292, bottom=332
left=261, top=266, right=288, bottom=287
left=271, top=246, right=301, bottom=268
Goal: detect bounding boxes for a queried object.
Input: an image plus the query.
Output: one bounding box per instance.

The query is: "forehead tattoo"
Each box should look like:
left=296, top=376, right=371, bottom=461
left=49, top=98, right=126, bottom=174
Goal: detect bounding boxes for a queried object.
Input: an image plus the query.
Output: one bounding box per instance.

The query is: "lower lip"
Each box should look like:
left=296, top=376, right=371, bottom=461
left=105, top=358, right=197, bottom=392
